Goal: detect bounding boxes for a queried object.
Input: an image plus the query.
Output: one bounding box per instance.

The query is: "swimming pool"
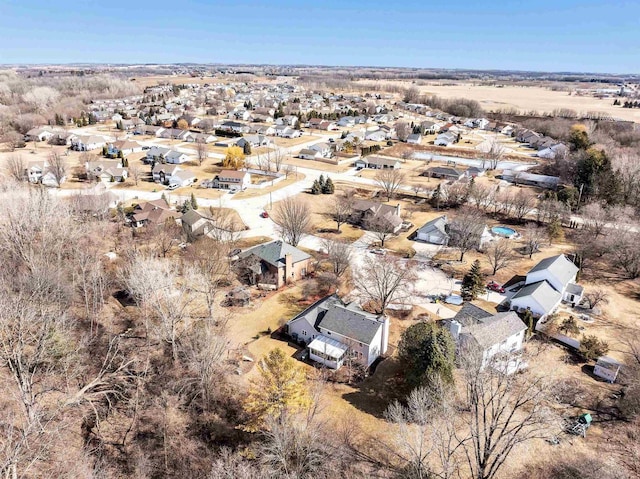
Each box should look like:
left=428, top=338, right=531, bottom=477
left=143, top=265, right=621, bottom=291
left=492, top=226, right=517, bottom=238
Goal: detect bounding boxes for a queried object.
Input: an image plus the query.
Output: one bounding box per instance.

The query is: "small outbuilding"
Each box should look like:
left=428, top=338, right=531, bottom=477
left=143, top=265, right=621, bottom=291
left=594, top=356, right=622, bottom=383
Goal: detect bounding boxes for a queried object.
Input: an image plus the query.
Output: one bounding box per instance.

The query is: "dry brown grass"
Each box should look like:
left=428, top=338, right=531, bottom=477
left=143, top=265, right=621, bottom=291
left=234, top=172, right=306, bottom=200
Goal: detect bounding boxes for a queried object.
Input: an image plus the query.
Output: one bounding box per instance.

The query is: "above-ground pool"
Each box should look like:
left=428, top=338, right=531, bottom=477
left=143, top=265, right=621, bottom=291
left=492, top=226, right=517, bottom=238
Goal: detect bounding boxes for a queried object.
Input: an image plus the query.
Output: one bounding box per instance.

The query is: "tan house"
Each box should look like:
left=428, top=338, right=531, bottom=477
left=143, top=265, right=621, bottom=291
left=236, top=240, right=312, bottom=289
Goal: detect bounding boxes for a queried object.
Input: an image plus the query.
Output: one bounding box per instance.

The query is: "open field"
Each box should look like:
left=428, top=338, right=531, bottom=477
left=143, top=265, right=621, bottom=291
left=356, top=80, right=640, bottom=122
left=284, top=156, right=354, bottom=173
left=233, top=172, right=306, bottom=200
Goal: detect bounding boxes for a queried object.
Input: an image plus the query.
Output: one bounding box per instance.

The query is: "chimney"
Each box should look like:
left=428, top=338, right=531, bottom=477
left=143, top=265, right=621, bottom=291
left=285, top=254, right=293, bottom=282
left=380, top=315, right=390, bottom=355
left=449, top=320, right=462, bottom=342
left=395, top=204, right=401, bottom=216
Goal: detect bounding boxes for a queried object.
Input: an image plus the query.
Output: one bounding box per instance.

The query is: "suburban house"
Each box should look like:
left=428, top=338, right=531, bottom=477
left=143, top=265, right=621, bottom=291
left=236, top=240, right=312, bottom=289
left=416, top=215, right=449, bottom=245
left=308, top=142, right=332, bottom=157
left=24, top=160, right=66, bottom=187
left=211, top=170, right=250, bottom=191
left=236, top=135, right=271, bottom=149
left=298, top=148, right=323, bottom=160
left=537, top=143, right=568, bottom=160
left=446, top=303, right=527, bottom=370
left=510, top=254, right=583, bottom=320
left=354, top=156, right=401, bottom=170
left=365, top=130, right=387, bottom=142
left=220, top=120, right=250, bottom=134
left=407, top=133, right=422, bottom=144
left=351, top=200, right=403, bottom=233
left=286, top=294, right=390, bottom=369
left=85, top=160, right=127, bottom=182
left=107, top=140, right=143, bottom=156
left=152, top=163, right=182, bottom=183
left=25, top=127, right=56, bottom=142
left=180, top=209, right=215, bottom=239
left=420, top=120, right=440, bottom=134
left=499, top=170, right=560, bottom=190
left=71, top=135, right=108, bottom=151
left=130, top=199, right=180, bottom=228
left=164, top=150, right=190, bottom=164
left=145, top=146, right=170, bottom=162
left=424, top=166, right=465, bottom=181
left=186, top=133, right=216, bottom=143
left=168, top=170, right=197, bottom=188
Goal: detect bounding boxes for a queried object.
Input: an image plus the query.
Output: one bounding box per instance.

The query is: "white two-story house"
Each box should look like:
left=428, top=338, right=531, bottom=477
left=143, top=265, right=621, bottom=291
left=510, top=254, right=583, bottom=320
left=286, top=294, right=390, bottom=369
left=211, top=170, right=250, bottom=191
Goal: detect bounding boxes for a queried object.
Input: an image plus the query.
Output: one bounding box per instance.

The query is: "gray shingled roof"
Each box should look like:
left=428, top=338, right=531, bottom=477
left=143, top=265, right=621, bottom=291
left=287, top=294, right=342, bottom=327
left=318, top=304, right=384, bottom=345
left=511, top=280, right=562, bottom=314
left=453, top=302, right=493, bottom=327
left=465, top=312, right=527, bottom=349
left=238, top=240, right=310, bottom=268
left=528, top=255, right=578, bottom=287
left=417, top=215, right=448, bottom=237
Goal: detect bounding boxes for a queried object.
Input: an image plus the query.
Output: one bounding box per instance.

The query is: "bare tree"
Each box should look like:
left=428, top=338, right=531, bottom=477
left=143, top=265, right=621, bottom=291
left=523, top=223, right=547, bottom=258
left=128, top=162, right=142, bottom=185
left=453, top=351, right=558, bottom=479
left=195, top=139, right=207, bottom=166
left=511, top=189, right=537, bottom=223
left=186, top=238, right=232, bottom=320
left=581, top=202, right=609, bottom=237
left=354, top=255, right=416, bottom=314
left=374, top=168, right=406, bottom=202
left=583, top=288, right=609, bottom=310
left=207, top=206, right=242, bottom=244
left=329, top=192, right=354, bottom=233
left=448, top=208, right=486, bottom=261
left=482, top=138, right=505, bottom=170
left=321, top=238, right=352, bottom=278
left=484, top=239, right=514, bottom=275
left=47, top=151, right=66, bottom=187
left=5, top=155, right=25, bottom=181
left=395, top=122, right=411, bottom=142
left=272, top=196, right=311, bottom=246
left=608, top=232, right=640, bottom=279
left=365, top=216, right=396, bottom=247
left=269, top=147, right=286, bottom=173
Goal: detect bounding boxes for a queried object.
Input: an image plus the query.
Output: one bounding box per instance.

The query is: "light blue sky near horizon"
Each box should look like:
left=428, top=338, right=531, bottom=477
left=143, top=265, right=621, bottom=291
left=0, top=0, right=637, bottom=74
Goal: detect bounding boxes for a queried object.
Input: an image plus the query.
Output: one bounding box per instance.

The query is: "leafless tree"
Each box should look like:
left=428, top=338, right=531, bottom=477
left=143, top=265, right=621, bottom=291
left=3, top=131, right=24, bottom=151
left=329, top=192, right=354, bottom=232
left=484, top=239, right=514, bottom=275
left=453, top=351, right=559, bottom=479
left=395, top=122, right=411, bottom=142
left=195, top=139, right=207, bottom=166
left=581, top=202, right=609, bottom=237
left=365, top=216, right=396, bottom=247
left=272, top=196, right=311, bottom=246
left=374, top=168, right=406, bottom=202
left=207, top=206, right=242, bottom=244
left=608, top=232, right=640, bottom=279
left=468, top=183, right=495, bottom=212
left=536, top=197, right=569, bottom=225
left=448, top=208, right=486, bottom=261
left=269, top=147, right=286, bottom=173
left=47, top=151, right=66, bottom=187
left=321, top=238, right=352, bottom=278
left=482, top=138, right=505, bottom=170
left=523, top=223, right=547, bottom=258
left=354, top=255, right=416, bottom=314
left=128, top=162, right=142, bottom=185
left=148, top=218, right=182, bottom=258
left=186, top=238, right=232, bottom=320
left=5, top=155, right=25, bottom=182
left=411, top=183, right=424, bottom=198
left=583, top=288, right=609, bottom=310
left=511, top=189, right=537, bottom=223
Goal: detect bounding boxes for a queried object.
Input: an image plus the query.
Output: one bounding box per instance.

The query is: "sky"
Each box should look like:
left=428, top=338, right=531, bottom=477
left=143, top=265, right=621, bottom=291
left=0, top=0, right=638, bottom=74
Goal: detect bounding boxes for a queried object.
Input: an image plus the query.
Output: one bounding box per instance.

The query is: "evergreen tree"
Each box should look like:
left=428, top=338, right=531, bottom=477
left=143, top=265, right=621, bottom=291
left=102, top=145, right=108, bottom=156
left=117, top=150, right=124, bottom=159
left=161, top=192, right=167, bottom=203
left=461, top=260, right=484, bottom=301
left=311, top=179, right=321, bottom=195
left=243, top=141, right=252, bottom=155
left=190, top=192, right=198, bottom=210
left=398, top=322, right=456, bottom=387
left=318, top=174, right=326, bottom=191
left=88, top=113, right=97, bottom=125
left=323, top=177, right=335, bottom=194
left=522, top=309, right=535, bottom=337
left=181, top=200, right=192, bottom=213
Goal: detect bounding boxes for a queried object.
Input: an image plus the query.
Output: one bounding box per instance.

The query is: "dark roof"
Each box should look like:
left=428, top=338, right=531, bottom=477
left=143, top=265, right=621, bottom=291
left=238, top=240, right=310, bottom=268
left=453, top=302, right=493, bottom=327
left=465, top=312, right=527, bottom=349
left=427, top=166, right=463, bottom=177
left=287, top=293, right=343, bottom=328
left=318, top=303, right=384, bottom=345
left=417, top=215, right=448, bottom=237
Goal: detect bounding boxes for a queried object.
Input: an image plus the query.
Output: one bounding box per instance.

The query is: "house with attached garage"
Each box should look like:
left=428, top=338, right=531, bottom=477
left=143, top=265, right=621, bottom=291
left=354, top=156, right=401, bottom=170
left=25, top=127, right=56, bottom=142
left=236, top=240, right=312, bottom=289
left=510, top=254, right=583, bottom=320
left=365, top=130, right=388, bottom=142
left=434, top=132, right=458, bottom=147
left=424, top=166, right=465, bottom=181
left=85, top=160, right=127, bottom=182
left=286, top=293, right=390, bottom=369
left=164, top=150, right=190, bottom=164
left=152, top=163, right=182, bottom=183
left=308, top=142, right=332, bottom=158
left=351, top=199, right=403, bottom=233
left=71, top=135, right=108, bottom=151
left=168, top=169, right=197, bottom=188
left=130, top=198, right=180, bottom=228
left=407, top=133, right=422, bottom=144
left=416, top=215, right=449, bottom=245
left=446, top=303, right=527, bottom=371
left=298, top=148, right=322, bottom=160
left=211, top=169, right=250, bottom=191
left=107, top=140, right=143, bottom=156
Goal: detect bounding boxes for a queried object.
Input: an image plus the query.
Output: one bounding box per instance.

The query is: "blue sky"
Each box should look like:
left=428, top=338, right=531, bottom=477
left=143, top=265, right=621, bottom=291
left=0, top=0, right=637, bottom=73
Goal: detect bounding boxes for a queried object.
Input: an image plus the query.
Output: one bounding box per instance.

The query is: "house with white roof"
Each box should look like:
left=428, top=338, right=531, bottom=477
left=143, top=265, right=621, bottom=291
left=510, top=254, right=583, bottom=320
left=286, top=294, right=390, bottom=369
left=416, top=215, right=449, bottom=245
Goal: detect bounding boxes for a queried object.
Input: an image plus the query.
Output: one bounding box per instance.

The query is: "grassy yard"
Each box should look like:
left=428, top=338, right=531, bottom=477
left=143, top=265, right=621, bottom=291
left=233, top=173, right=306, bottom=200
left=284, top=157, right=353, bottom=173
left=273, top=135, right=320, bottom=148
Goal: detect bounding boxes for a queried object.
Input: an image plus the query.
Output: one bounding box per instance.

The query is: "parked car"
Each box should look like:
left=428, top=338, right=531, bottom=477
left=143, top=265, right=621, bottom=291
left=261, top=211, right=269, bottom=218
left=228, top=248, right=241, bottom=257
left=370, top=248, right=386, bottom=255
left=486, top=281, right=505, bottom=293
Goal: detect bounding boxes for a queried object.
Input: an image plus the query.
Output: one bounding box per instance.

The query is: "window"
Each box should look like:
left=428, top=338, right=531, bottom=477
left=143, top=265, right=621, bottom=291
left=301, top=330, right=307, bottom=336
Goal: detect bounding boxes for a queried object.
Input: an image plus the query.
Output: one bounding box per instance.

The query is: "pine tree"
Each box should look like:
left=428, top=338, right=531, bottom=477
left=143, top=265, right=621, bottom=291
left=243, top=141, right=252, bottom=155
left=318, top=174, right=326, bottom=191
left=242, top=348, right=311, bottom=432
left=161, top=192, right=167, bottom=203
left=181, top=200, right=192, bottom=213
left=431, top=184, right=442, bottom=210
left=311, top=179, right=321, bottom=195
left=461, top=260, right=484, bottom=301
left=323, top=177, right=335, bottom=194
left=190, top=192, right=198, bottom=210
left=522, top=309, right=535, bottom=336
left=117, top=150, right=124, bottom=159
left=102, top=145, right=108, bottom=157
left=122, top=157, right=128, bottom=167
